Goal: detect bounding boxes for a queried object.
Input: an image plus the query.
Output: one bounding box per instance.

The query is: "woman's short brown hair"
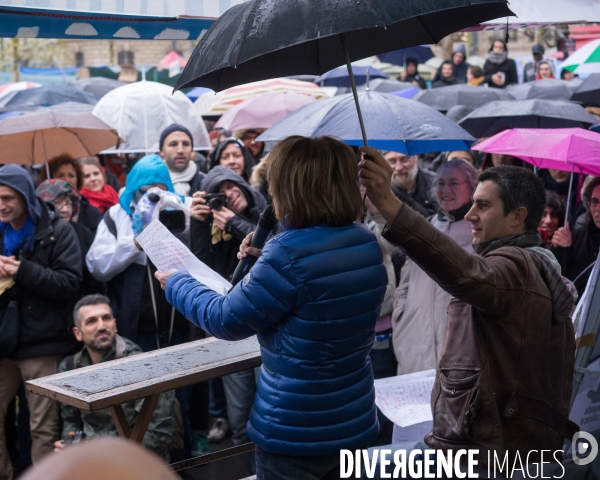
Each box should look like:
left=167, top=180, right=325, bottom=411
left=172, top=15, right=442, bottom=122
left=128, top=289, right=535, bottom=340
left=267, top=136, right=362, bottom=229
left=38, top=153, right=84, bottom=189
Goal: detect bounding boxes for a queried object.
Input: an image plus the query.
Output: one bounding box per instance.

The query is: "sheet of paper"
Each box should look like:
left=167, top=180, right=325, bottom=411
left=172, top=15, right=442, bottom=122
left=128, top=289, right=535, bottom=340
left=136, top=219, right=232, bottom=296
left=374, top=369, right=436, bottom=427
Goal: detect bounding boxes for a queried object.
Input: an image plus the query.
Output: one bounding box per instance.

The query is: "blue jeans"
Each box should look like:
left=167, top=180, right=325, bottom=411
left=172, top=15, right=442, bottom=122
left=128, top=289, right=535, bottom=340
left=209, top=377, right=228, bottom=419
left=256, top=446, right=342, bottom=480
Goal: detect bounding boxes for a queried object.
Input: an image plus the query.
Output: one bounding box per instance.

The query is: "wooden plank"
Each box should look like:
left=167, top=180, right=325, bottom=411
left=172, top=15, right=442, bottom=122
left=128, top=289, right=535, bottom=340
left=110, top=404, right=131, bottom=438
left=170, top=442, right=255, bottom=472
left=130, top=395, right=159, bottom=443
left=26, top=336, right=261, bottom=411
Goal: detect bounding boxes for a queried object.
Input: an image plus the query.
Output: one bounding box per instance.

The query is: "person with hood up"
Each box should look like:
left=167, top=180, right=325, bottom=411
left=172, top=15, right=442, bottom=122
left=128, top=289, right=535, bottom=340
left=399, top=58, right=426, bottom=89
left=189, top=165, right=266, bottom=474
left=432, top=60, right=457, bottom=88
left=208, top=138, right=255, bottom=181
left=432, top=44, right=470, bottom=84
left=483, top=39, right=518, bottom=88
left=0, top=165, right=82, bottom=480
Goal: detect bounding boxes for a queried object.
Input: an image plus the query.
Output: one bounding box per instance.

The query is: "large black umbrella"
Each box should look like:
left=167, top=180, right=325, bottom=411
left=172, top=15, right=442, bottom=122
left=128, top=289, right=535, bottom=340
left=505, top=78, right=583, bottom=101
left=570, top=73, right=600, bottom=107
left=413, top=84, right=513, bottom=112
left=0, top=85, right=98, bottom=109
left=67, top=77, right=126, bottom=100
left=459, top=99, right=597, bottom=138
left=176, top=0, right=513, bottom=145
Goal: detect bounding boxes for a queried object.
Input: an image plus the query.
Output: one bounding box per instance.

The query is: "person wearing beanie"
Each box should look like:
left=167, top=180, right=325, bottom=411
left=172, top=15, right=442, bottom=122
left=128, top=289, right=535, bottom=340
left=483, top=39, right=518, bottom=88
left=158, top=124, right=205, bottom=198
left=399, top=57, right=426, bottom=89
left=524, top=43, right=546, bottom=82
left=0, top=165, right=82, bottom=479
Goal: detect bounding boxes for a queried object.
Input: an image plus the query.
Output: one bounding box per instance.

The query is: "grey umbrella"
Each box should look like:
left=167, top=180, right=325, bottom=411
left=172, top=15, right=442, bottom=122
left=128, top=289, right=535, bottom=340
left=506, top=78, right=583, bottom=101
left=0, top=85, right=98, bottom=109
left=68, top=77, right=127, bottom=100
left=358, top=78, right=415, bottom=93
left=458, top=99, right=597, bottom=138
left=413, top=84, right=513, bottom=112
left=570, top=73, right=600, bottom=107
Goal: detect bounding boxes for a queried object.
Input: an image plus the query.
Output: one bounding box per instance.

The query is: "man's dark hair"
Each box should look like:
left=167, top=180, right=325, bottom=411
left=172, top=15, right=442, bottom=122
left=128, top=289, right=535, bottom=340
left=478, top=166, right=546, bottom=231
left=73, top=294, right=112, bottom=328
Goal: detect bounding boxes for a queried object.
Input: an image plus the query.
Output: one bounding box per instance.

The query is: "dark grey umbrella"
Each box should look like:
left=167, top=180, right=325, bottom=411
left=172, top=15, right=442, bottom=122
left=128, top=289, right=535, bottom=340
left=0, top=85, right=98, bottom=109
left=570, top=73, right=600, bottom=107
left=413, top=84, right=513, bottom=112
left=458, top=99, right=597, bottom=138
left=506, top=78, right=583, bottom=101
left=175, top=0, right=513, bottom=146
left=67, top=77, right=126, bottom=100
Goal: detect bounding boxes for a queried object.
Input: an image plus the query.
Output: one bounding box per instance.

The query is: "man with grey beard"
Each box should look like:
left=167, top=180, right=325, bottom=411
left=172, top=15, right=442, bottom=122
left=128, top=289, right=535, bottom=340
left=383, top=151, right=438, bottom=218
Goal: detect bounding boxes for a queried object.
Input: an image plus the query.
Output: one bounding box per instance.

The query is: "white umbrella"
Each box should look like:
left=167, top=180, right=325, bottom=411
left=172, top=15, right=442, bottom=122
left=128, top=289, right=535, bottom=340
left=92, top=81, right=211, bottom=153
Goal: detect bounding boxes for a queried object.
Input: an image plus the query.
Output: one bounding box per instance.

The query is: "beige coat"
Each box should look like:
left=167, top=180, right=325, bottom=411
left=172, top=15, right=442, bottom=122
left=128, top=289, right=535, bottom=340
left=392, top=213, right=473, bottom=374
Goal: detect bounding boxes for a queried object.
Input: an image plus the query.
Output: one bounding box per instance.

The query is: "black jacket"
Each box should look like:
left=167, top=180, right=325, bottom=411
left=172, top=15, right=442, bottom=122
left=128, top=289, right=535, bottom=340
left=391, top=168, right=438, bottom=218
left=6, top=200, right=82, bottom=359
left=70, top=220, right=103, bottom=297
left=483, top=58, right=518, bottom=88
left=191, top=167, right=266, bottom=280
left=77, top=197, right=102, bottom=233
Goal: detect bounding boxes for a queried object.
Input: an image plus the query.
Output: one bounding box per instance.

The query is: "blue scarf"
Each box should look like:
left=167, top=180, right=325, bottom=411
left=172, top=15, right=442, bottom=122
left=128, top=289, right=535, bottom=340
left=0, top=215, right=36, bottom=257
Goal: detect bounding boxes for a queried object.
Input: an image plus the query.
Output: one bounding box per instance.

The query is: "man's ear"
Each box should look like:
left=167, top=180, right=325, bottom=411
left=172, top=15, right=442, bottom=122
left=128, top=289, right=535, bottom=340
left=73, top=326, right=83, bottom=342
left=511, top=206, right=528, bottom=230
left=158, top=150, right=165, bottom=159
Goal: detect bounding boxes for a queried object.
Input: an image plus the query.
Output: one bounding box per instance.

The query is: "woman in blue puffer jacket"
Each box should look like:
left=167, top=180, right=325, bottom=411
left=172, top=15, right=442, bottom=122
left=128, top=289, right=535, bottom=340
left=157, top=136, right=388, bottom=479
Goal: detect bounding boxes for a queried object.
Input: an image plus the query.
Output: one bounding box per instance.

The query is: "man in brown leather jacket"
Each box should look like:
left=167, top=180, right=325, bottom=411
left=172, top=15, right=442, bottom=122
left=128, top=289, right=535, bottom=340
left=358, top=147, right=578, bottom=468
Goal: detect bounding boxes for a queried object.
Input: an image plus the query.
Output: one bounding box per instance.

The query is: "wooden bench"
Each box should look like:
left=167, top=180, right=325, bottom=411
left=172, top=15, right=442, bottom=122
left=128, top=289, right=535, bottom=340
left=25, top=336, right=262, bottom=472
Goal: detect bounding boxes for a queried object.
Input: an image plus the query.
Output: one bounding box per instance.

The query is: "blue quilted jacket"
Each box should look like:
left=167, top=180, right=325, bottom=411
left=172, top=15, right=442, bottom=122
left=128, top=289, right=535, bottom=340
left=165, top=223, right=388, bottom=456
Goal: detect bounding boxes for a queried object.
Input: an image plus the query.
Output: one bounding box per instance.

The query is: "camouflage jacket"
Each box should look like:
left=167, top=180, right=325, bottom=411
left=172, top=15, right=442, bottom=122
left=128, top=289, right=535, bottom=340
left=58, top=335, right=175, bottom=461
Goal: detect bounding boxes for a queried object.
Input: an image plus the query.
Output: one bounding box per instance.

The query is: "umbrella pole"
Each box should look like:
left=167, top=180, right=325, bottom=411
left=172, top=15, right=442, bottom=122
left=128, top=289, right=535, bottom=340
left=340, top=33, right=368, bottom=147
left=41, top=129, right=50, bottom=178
left=565, top=165, right=575, bottom=228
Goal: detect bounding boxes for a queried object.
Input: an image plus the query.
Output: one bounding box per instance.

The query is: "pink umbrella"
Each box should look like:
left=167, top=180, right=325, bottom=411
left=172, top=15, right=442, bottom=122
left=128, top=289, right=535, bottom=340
left=215, top=92, right=317, bottom=131
left=473, top=128, right=600, bottom=226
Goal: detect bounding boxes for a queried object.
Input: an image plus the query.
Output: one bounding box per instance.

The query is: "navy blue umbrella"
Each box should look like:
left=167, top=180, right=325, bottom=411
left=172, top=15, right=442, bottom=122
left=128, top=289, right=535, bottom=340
left=257, top=90, right=474, bottom=154
left=0, top=85, right=97, bottom=109
left=378, top=45, right=435, bottom=66
left=315, top=66, right=388, bottom=87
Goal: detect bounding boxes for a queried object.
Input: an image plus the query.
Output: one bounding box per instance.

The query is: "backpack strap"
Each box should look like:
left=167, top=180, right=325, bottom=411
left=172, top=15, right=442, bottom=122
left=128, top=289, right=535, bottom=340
left=103, top=209, right=117, bottom=238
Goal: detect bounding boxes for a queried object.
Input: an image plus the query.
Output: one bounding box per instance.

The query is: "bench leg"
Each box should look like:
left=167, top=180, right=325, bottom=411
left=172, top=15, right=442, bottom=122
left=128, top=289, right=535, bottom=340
left=109, top=394, right=159, bottom=444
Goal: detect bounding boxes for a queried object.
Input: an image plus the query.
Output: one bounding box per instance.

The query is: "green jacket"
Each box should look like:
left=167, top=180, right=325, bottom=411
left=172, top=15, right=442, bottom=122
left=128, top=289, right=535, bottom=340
left=58, top=335, right=175, bottom=461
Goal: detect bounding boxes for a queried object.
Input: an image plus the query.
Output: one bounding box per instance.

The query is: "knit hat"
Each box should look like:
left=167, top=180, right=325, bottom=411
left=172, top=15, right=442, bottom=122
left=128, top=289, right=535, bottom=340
left=159, top=124, right=194, bottom=150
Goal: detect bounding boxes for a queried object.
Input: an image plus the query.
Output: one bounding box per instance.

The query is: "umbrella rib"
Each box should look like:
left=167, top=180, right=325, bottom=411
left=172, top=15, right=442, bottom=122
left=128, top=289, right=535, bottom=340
left=63, top=127, right=92, bottom=156
left=415, top=15, right=438, bottom=45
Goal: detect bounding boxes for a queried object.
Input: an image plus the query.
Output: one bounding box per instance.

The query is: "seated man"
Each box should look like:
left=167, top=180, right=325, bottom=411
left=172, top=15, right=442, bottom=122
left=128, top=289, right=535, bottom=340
left=359, top=149, right=578, bottom=470
left=54, top=294, right=175, bottom=461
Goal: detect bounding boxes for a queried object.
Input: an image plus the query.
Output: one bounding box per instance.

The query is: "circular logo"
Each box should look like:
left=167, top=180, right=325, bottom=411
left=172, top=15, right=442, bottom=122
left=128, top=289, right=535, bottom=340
left=572, top=431, right=599, bottom=465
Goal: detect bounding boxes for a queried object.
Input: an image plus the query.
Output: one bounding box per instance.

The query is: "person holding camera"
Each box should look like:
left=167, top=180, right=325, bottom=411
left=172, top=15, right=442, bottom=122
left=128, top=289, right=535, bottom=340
left=189, top=165, right=266, bottom=474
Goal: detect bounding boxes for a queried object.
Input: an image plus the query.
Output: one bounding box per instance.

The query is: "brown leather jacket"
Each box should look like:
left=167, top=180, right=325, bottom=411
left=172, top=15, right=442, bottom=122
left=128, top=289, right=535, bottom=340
left=383, top=205, right=577, bottom=464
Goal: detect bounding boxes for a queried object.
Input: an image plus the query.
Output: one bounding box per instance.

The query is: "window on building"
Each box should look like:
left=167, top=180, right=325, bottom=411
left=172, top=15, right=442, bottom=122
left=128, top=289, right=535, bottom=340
left=117, top=51, right=135, bottom=66
left=75, top=52, right=84, bottom=67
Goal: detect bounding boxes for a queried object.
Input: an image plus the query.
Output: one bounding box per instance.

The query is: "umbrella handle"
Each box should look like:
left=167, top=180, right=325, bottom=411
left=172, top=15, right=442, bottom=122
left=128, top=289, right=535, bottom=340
left=340, top=33, right=371, bottom=153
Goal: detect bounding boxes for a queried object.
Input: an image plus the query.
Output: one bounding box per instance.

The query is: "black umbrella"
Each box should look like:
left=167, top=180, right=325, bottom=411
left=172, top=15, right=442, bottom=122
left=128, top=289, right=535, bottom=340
left=570, top=73, right=600, bottom=107
left=458, top=99, right=597, bottom=138
left=0, top=85, right=98, bottom=109
left=67, top=77, right=126, bottom=100
left=413, top=84, right=513, bottom=112
left=176, top=0, right=513, bottom=146
left=505, top=78, right=583, bottom=101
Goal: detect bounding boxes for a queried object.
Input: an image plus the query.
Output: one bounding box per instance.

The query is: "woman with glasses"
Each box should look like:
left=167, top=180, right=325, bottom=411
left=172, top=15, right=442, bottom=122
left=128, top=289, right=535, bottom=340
left=391, top=159, right=477, bottom=375
left=36, top=180, right=103, bottom=296
left=552, top=176, right=600, bottom=296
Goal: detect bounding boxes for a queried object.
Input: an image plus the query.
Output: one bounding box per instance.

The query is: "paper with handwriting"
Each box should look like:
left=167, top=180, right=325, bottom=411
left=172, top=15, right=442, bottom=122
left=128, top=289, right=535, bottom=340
left=136, top=219, right=232, bottom=295
left=374, top=369, right=435, bottom=427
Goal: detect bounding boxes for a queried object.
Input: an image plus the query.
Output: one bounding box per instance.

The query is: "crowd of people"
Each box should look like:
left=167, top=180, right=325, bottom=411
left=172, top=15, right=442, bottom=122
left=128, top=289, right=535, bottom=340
left=0, top=53, right=597, bottom=480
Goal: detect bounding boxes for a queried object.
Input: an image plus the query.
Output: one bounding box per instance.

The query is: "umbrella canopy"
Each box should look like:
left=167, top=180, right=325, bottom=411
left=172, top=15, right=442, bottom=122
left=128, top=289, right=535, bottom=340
left=0, top=85, right=97, bottom=109
left=67, top=78, right=126, bottom=100
left=459, top=99, right=597, bottom=138
left=561, top=39, right=600, bottom=75
left=472, top=128, right=600, bottom=176
left=359, top=78, right=415, bottom=93
left=570, top=73, right=600, bottom=107
left=175, top=0, right=513, bottom=92
left=0, top=82, right=40, bottom=100
left=315, top=66, right=388, bottom=87
left=389, top=87, right=421, bottom=99
left=215, top=92, right=317, bottom=131
left=257, top=90, right=474, bottom=154
left=92, top=81, right=211, bottom=153
left=0, top=110, right=120, bottom=165
left=187, top=87, right=214, bottom=102
left=506, top=78, right=582, bottom=101
left=377, top=45, right=435, bottom=66
left=592, top=122, right=600, bottom=133
left=413, top=84, right=513, bottom=111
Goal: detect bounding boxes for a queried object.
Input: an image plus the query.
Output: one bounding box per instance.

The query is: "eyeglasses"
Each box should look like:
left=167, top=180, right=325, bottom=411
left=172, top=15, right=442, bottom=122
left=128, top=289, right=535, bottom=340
left=434, top=181, right=468, bottom=190
left=588, top=198, right=600, bottom=209
left=55, top=199, right=73, bottom=210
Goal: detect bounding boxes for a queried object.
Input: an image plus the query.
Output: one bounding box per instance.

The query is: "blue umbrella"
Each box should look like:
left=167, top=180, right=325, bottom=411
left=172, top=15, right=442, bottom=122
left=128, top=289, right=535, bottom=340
left=187, top=87, right=214, bottom=102
left=314, top=66, right=388, bottom=88
left=389, top=87, right=420, bottom=99
left=378, top=46, right=435, bottom=66
left=257, top=90, right=474, bottom=155
left=591, top=122, right=600, bottom=133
